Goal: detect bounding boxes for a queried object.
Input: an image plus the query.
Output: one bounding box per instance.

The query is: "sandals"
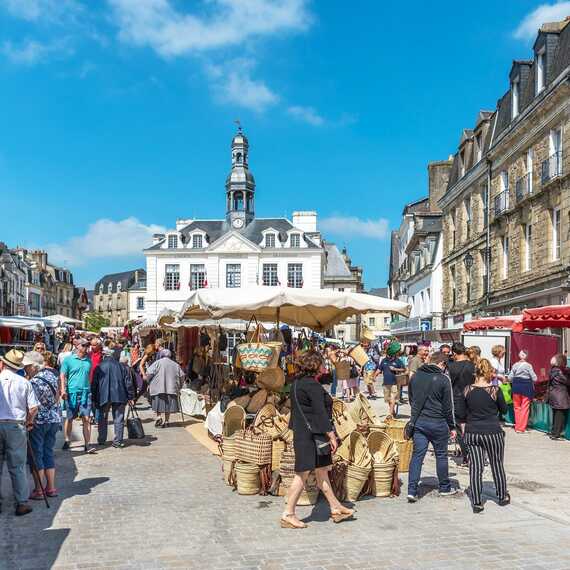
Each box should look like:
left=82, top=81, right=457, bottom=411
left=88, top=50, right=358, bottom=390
left=46, top=488, right=58, bottom=498
left=29, top=490, right=44, bottom=501
left=330, top=509, right=355, bottom=523
left=279, top=514, right=307, bottom=529
left=155, top=418, right=163, bottom=427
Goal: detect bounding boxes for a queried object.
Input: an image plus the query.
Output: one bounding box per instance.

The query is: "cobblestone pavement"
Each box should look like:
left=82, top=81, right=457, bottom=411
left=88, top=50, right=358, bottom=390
left=2, top=397, right=570, bottom=570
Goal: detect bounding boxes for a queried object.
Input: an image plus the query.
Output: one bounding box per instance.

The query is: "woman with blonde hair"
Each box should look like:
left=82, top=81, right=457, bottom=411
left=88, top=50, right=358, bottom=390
left=456, top=358, right=510, bottom=513
left=57, top=343, right=73, bottom=368
left=489, top=345, right=507, bottom=384
left=466, top=346, right=481, bottom=367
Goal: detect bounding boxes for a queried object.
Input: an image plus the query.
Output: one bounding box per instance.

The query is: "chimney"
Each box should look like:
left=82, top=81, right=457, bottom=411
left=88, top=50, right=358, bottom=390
left=152, top=233, right=165, bottom=246
left=292, top=211, right=317, bottom=233
left=428, top=159, right=453, bottom=212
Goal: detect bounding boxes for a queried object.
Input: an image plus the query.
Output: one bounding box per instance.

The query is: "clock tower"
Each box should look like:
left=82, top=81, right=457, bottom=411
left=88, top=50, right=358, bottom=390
left=225, top=125, right=255, bottom=229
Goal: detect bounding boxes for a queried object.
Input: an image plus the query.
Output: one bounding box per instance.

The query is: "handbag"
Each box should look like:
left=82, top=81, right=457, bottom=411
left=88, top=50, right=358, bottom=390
left=126, top=404, right=145, bottom=440
left=236, top=318, right=278, bottom=373
left=293, top=381, right=331, bottom=456
left=218, top=326, right=228, bottom=351
left=500, top=382, right=513, bottom=405
left=404, top=376, right=434, bottom=441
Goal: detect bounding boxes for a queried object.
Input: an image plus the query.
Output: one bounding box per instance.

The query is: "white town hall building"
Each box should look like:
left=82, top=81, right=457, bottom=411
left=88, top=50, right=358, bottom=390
left=131, top=127, right=363, bottom=340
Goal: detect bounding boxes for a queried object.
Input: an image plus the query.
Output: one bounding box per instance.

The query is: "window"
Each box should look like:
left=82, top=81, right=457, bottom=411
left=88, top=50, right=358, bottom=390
left=464, top=197, right=472, bottom=240
left=476, top=132, right=483, bottom=162
left=107, top=283, right=113, bottom=294
left=527, top=148, right=533, bottom=194
left=99, top=284, right=103, bottom=295
left=190, top=264, right=206, bottom=290
left=192, top=234, right=203, bottom=249
left=550, top=128, right=562, bottom=176
left=524, top=224, right=533, bottom=271
left=168, top=235, right=178, bottom=249
left=450, top=209, right=456, bottom=250
left=460, top=150, right=466, bottom=177
left=384, top=317, right=390, bottom=327
left=368, top=317, right=376, bottom=327
left=226, top=264, right=241, bottom=288
left=482, top=184, right=489, bottom=228
left=338, top=287, right=345, bottom=292
left=536, top=48, right=545, bottom=93
left=502, top=236, right=509, bottom=279
left=290, top=233, right=301, bottom=248
left=500, top=170, right=509, bottom=193
left=552, top=209, right=561, bottom=261
left=136, top=297, right=145, bottom=310
left=262, top=263, right=278, bottom=287
left=265, top=233, right=276, bottom=248
left=165, top=264, right=180, bottom=290
left=450, top=266, right=456, bottom=307
left=512, top=78, right=520, bottom=119
left=29, top=293, right=40, bottom=312
left=287, top=263, right=303, bottom=288
left=116, top=281, right=122, bottom=292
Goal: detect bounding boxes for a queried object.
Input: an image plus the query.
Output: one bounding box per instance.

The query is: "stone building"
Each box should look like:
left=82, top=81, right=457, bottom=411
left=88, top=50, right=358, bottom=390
left=132, top=127, right=365, bottom=341
left=363, top=287, right=393, bottom=337
left=93, top=269, right=146, bottom=327
left=388, top=160, right=452, bottom=342
left=439, top=18, right=570, bottom=329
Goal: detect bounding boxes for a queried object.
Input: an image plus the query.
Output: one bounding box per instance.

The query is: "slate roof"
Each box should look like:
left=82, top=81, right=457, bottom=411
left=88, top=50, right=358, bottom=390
left=369, top=287, right=389, bottom=298
left=323, top=243, right=351, bottom=278
left=94, top=269, right=146, bottom=294
left=146, top=218, right=320, bottom=250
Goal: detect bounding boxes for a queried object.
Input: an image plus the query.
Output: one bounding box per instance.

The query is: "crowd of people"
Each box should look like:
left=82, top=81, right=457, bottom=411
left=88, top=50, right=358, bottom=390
left=0, top=333, right=184, bottom=517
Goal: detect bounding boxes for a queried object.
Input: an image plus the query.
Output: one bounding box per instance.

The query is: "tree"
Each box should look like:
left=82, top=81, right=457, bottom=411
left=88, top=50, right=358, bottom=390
left=84, top=312, right=110, bottom=333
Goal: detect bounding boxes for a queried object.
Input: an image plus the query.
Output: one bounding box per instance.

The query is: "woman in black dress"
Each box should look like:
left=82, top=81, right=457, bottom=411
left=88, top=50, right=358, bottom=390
left=282, top=350, right=354, bottom=529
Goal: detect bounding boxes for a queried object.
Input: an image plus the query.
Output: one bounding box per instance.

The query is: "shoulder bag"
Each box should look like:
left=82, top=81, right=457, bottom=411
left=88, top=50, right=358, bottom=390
left=293, top=381, right=331, bottom=456
left=126, top=404, right=145, bottom=439
left=404, top=376, right=434, bottom=441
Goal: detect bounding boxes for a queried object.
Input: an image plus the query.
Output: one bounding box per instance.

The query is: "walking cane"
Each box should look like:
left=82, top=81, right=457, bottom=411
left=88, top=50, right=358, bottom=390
left=26, top=436, right=50, bottom=509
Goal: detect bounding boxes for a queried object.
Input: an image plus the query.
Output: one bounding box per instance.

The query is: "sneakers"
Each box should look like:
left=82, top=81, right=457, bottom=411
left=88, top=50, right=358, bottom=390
left=407, top=494, right=418, bottom=503
left=112, top=442, right=126, bottom=449
left=439, top=488, right=459, bottom=497
left=62, top=441, right=70, bottom=450
left=498, top=494, right=511, bottom=507
left=472, top=504, right=484, bottom=514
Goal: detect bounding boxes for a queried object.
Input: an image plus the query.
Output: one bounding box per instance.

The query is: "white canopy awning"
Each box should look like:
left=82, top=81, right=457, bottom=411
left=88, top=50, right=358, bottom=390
left=178, top=287, right=411, bottom=331
left=42, top=314, right=83, bottom=327
left=0, top=316, right=45, bottom=331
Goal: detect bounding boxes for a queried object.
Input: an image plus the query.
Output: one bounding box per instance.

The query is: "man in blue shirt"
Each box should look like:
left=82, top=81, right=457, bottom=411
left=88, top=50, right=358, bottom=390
left=380, top=341, right=406, bottom=417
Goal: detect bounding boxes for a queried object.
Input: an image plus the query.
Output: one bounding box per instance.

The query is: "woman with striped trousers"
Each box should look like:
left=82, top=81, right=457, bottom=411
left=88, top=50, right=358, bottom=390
left=456, top=358, right=511, bottom=513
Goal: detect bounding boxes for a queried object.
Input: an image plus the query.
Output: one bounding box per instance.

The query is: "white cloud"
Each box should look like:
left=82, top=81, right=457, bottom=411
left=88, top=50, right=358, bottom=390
left=1, top=38, right=71, bottom=65
left=45, top=218, right=166, bottom=266
left=3, top=0, right=82, bottom=23
left=287, top=105, right=325, bottom=126
left=207, top=58, right=279, bottom=111
left=320, top=216, right=390, bottom=240
left=513, top=2, right=570, bottom=40
left=107, top=0, right=311, bottom=57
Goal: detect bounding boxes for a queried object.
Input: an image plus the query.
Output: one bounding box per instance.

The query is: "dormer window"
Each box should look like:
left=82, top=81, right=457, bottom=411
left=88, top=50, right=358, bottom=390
left=290, top=233, right=301, bottom=248
left=265, top=233, right=276, bottom=248
left=536, top=48, right=545, bottom=93
left=117, top=282, right=122, bottom=293
left=168, top=235, right=178, bottom=249
left=99, top=284, right=103, bottom=295
left=476, top=132, right=483, bottom=162
left=512, top=77, right=520, bottom=119
left=460, top=150, right=466, bottom=177
left=107, top=283, right=113, bottom=294
left=192, top=234, right=203, bottom=249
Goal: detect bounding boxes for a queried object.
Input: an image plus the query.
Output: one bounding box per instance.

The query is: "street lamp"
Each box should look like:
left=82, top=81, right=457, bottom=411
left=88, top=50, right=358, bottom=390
left=464, top=252, right=474, bottom=269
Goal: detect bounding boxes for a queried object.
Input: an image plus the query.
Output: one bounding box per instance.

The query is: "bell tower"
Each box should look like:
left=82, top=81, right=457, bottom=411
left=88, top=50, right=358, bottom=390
left=226, top=124, right=255, bottom=229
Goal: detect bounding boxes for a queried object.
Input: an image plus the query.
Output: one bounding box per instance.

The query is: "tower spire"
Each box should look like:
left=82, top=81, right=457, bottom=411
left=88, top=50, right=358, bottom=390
left=226, top=124, right=255, bottom=229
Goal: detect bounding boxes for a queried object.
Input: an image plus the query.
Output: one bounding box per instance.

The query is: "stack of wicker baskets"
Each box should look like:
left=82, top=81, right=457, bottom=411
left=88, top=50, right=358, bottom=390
left=278, top=445, right=319, bottom=505
left=385, top=417, right=413, bottom=473
left=367, top=431, right=399, bottom=497
left=221, top=405, right=245, bottom=486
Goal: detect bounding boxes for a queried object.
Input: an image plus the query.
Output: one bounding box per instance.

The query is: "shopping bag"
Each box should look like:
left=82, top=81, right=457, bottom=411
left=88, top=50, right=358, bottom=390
left=499, top=382, right=512, bottom=405
left=126, top=404, right=145, bottom=439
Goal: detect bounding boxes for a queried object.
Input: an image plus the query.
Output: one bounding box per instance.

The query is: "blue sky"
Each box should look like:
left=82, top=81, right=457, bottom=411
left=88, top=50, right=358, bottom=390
left=1, top=0, right=568, bottom=290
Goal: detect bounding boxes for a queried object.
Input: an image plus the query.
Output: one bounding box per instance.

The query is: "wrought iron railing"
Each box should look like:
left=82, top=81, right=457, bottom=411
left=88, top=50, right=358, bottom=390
left=541, top=151, right=562, bottom=184
left=515, top=172, right=531, bottom=202
left=494, top=190, right=509, bottom=216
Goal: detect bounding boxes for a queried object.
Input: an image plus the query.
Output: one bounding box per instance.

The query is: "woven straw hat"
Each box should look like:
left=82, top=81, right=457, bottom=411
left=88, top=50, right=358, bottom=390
left=0, top=349, right=24, bottom=370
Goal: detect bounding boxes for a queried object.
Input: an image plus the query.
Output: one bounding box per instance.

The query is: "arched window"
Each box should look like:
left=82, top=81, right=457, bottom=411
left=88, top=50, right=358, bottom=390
left=107, top=283, right=112, bottom=294
left=234, top=192, right=244, bottom=210
left=236, top=152, right=242, bottom=164
left=99, top=284, right=103, bottom=295
left=117, top=281, right=122, bottom=292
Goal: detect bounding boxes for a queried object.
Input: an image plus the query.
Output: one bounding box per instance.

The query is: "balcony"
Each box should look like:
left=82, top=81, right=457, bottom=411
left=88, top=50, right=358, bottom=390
left=515, top=172, right=531, bottom=202
left=494, top=190, right=510, bottom=217
left=541, top=151, right=562, bottom=185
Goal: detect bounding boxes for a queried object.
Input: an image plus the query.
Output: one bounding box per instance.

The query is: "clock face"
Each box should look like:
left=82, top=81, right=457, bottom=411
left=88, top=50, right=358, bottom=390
left=233, top=218, right=244, bottom=229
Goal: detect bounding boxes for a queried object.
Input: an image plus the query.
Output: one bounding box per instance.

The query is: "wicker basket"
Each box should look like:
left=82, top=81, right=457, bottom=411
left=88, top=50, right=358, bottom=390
left=222, top=457, right=235, bottom=486
left=372, top=461, right=395, bottom=497
left=235, top=462, right=260, bottom=495
left=284, top=472, right=319, bottom=506
left=369, top=423, right=387, bottom=434
left=395, top=439, right=413, bottom=473
left=334, top=360, right=352, bottom=381
left=221, top=435, right=236, bottom=461
left=235, top=430, right=272, bottom=466
left=367, top=431, right=398, bottom=464
left=385, top=418, right=407, bottom=441
left=272, top=440, right=286, bottom=471
left=348, top=345, right=370, bottom=367
left=332, top=398, right=357, bottom=440
left=346, top=464, right=371, bottom=501
left=223, top=405, right=246, bottom=437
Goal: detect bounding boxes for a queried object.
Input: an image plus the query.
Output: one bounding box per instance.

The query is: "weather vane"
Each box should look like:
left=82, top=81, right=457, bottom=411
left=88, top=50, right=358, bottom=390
left=234, top=118, right=242, bottom=132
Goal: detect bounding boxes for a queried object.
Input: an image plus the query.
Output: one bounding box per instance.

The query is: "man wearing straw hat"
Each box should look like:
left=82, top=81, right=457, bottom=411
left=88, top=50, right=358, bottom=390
left=0, top=349, right=39, bottom=516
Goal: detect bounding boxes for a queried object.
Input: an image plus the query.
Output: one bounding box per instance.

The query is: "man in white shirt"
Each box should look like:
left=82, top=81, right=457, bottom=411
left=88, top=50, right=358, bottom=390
left=0, top=349, right=39, bottom=516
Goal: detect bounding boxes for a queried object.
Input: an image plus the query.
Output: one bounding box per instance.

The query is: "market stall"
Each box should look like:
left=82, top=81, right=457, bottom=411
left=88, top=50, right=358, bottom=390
left=0, top=316, right=45, bottom=352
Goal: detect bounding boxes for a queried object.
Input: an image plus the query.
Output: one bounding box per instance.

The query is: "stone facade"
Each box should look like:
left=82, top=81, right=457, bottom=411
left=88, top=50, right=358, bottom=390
left=439, top=18, right=570, bottom=329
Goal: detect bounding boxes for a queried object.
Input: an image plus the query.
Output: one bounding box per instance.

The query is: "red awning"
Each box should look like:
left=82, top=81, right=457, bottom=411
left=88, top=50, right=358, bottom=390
left=521, top=304, right=570, bottom=330
left=463, top=315, right=523, bottom=332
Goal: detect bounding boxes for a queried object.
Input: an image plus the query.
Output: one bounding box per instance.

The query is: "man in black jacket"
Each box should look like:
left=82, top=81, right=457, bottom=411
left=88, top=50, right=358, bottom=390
left=92, top=347, right=135, bottom=448
left=407, top=351, right=457, bottom=502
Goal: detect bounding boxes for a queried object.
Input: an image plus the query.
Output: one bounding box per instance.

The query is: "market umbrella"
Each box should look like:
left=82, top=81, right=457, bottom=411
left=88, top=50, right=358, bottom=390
left=178, top=287, right=411, bottom=331
left=0, top=316, right=45, bottom=332
left=42, top=314, right=83, bottom=327
left=520, top=304, right=570, bottom=330
left=463, top=315, right=523, bottom=332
